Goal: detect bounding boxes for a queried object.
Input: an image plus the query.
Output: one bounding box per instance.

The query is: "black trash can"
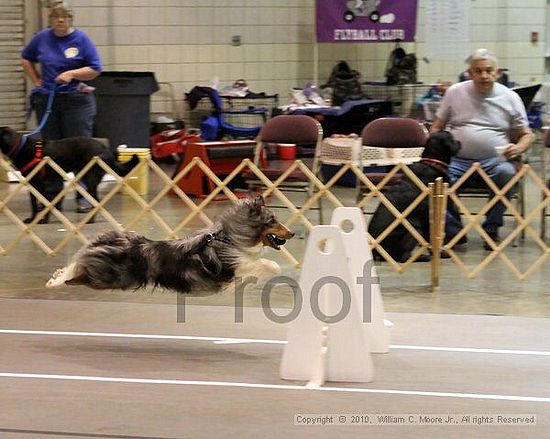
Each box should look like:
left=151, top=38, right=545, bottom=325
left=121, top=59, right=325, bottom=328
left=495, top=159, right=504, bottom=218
left=92, top=71, right=159, bottom=148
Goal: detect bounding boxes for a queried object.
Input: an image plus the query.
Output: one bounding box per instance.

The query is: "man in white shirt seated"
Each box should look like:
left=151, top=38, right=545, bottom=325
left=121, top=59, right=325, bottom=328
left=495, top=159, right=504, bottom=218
left=431, top=48, right=534, bottom=249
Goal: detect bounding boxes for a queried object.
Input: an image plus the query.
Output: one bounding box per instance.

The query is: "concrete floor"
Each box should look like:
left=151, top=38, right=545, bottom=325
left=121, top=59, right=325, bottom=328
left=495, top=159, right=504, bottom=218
left=1, top=300, right=549, bottom=438
left=1, top=157, right=550, bottom=438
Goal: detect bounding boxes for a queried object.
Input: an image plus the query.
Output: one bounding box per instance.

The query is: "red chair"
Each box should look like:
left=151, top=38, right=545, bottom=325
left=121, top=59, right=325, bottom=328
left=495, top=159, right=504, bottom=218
left=243, top=115, right=323, bottom=217
left=358, top=117, right=428, bottom=194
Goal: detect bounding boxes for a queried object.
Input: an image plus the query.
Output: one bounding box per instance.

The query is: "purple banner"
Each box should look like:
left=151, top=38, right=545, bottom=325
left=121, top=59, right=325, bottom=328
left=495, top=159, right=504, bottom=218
left=316, top=0, right=419, bottom=43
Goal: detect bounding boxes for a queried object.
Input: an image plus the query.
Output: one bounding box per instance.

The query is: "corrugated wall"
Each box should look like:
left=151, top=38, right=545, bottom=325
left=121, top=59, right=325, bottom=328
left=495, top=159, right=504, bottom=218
left=0, top=0, right=26, bottom=129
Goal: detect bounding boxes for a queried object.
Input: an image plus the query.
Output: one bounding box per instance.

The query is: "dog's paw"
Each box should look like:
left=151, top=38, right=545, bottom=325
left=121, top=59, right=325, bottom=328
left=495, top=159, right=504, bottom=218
left=415, top=253, right=431, bottom=262
left=45, top=263, right=76, bottom=288
left=235, top=259, right=281, bottom=280
left=260, top=258, right=281, bottom=275
left=46, top=269, right=67, bottom=288
left=23, top=216, right=49, bottom=224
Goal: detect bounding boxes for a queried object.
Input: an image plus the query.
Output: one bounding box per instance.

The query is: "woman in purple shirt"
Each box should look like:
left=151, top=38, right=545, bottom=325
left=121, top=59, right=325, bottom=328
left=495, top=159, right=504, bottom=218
left=21, top=1, right=102, bottom=212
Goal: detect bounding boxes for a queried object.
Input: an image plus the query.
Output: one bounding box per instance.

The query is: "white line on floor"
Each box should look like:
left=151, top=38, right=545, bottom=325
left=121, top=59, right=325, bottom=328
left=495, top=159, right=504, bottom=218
left=1, top=328, right=549, bottom=357
left=0, top=329, right=283, bottom=345
left=390, top=344, right=550, bottom=356
left=1, top=372, right=549, bottom=403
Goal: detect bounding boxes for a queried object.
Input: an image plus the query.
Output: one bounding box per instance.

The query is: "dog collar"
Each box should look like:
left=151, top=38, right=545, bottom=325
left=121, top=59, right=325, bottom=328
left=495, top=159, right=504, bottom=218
left=205, top=231, right=232, bottom=246
left=19, top=140, right=45, bottom=175
left=420, top=158, right=448, bottom=173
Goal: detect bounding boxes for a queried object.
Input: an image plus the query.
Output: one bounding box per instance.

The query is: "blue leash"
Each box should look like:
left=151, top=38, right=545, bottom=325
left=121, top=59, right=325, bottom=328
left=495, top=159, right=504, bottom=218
left=13, top=84, right=65, bottom=158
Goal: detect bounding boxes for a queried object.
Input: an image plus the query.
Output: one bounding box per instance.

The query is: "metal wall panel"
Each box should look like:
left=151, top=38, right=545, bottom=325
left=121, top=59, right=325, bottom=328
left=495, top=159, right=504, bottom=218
left=0, top=2, right=26, bottom=129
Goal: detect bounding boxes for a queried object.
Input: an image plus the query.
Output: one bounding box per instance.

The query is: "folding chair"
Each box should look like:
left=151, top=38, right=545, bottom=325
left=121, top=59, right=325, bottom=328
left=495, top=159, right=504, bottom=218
left=357, top=117, right=428, bottom=200
left=243, top=115, right=323, bottom=221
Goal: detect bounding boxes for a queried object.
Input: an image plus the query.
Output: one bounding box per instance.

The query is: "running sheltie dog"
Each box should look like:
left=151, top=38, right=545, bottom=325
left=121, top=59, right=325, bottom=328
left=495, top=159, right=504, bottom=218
left=46, top=196, right=294, bottom=294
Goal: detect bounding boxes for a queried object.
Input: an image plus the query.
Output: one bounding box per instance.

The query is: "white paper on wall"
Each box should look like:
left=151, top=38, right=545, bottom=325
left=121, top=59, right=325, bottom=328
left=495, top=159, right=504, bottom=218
left=424, top=0, right=471, bottom=61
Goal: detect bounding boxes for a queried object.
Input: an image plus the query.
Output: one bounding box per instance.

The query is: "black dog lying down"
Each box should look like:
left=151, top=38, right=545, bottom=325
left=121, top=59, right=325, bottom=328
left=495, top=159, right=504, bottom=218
left=46, top=196, right=295, bottom=294
left=0, top=126, right=139, bottom=224
left=368, top=130, right=461, bottom=262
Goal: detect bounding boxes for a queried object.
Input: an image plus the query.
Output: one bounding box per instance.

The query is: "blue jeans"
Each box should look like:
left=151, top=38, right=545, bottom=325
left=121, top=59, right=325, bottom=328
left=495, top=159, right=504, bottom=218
left=31, top=92, right=96, bottom=141
left=446, top=157, right=517, bottom=236
left=31, top=92, right=97, bottom=203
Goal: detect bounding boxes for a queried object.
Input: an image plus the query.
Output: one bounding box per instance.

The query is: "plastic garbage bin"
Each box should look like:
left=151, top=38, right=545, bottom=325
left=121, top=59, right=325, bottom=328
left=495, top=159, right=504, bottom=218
left=92, top=71, right=159, bottom=149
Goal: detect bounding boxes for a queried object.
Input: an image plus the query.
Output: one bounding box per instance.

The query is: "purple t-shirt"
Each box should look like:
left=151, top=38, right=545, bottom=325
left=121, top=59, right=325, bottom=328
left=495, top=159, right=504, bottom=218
left=21, top=28, right=102, bottom=94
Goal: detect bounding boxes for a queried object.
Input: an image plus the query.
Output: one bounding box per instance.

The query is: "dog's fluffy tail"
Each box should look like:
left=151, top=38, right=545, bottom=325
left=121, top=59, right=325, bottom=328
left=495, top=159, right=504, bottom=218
left=100, top=152, right=140, bottom=177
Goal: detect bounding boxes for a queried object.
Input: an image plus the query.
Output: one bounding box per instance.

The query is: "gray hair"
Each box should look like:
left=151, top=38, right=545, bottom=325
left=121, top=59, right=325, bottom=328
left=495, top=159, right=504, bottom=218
left=48, top=1, right=73, bottom=18
left=469, top=48, right=498, bottom=68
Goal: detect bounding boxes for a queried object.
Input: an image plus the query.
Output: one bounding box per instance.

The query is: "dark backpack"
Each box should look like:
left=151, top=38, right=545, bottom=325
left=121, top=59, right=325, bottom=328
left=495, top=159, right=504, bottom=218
left=385, top=45, right=417, bottom=85
left=323, top=61, right=364, bottom=106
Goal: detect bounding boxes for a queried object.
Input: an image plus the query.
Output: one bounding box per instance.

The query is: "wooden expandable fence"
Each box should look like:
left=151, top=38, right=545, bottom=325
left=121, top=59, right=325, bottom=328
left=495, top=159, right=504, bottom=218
left=0, top=156, right=548, bottom=282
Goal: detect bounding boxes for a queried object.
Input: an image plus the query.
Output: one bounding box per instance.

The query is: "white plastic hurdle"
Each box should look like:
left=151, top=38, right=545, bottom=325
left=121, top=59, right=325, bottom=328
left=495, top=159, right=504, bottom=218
left=331, top=207, right=391, bottom=354
left=280, top=207, right=391, bottom=385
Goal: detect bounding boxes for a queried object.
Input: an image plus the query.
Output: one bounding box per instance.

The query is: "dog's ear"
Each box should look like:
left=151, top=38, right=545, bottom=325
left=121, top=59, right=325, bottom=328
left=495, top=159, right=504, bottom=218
left=441, top=131, right=461, bottom=155
left=242, top=194, right=264, bottom=214
left=451, top=139, right=461, bottom=155
left=0, top=127, right=17, bottom=149
left=252, top=194, right=265, bottom=207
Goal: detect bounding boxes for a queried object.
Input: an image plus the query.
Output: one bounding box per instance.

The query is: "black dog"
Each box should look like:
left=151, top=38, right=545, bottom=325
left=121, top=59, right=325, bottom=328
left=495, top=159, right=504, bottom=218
left=0, top=126, right=139, bottom=224
left=368, top=130, right=461, bottom=262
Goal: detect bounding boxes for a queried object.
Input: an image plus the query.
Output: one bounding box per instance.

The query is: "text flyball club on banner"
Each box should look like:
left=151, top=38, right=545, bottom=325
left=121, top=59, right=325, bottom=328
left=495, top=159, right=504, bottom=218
left=316, top=0, right=418, bottom=43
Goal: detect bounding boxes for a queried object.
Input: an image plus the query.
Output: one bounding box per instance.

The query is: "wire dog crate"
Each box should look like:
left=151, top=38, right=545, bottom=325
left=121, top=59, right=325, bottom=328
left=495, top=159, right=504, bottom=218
left=186, top=94, right=279, bottom=129
left=363, top=83, right=436, bottom=117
